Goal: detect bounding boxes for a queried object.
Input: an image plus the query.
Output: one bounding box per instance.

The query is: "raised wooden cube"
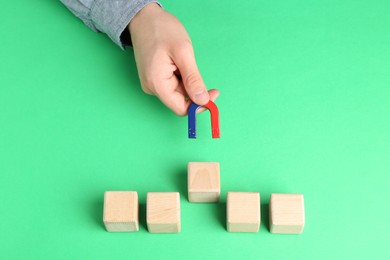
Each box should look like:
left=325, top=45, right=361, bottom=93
left=227, top=192, right=260, bottom=232
left=269, top=193, right=305, bottom=234
left=103, top=191, right=139, bottom=232
left=147, top=192, right=181, bottom=233
left=188, top=162, right=220, bottom=202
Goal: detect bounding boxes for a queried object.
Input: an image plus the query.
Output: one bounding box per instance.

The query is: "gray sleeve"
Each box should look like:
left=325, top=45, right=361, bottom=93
left=60, top=0, right=160, bottom=49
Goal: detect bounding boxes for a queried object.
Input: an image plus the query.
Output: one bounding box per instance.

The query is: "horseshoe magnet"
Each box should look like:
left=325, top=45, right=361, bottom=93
left=188, top=100, right=220, bottom=139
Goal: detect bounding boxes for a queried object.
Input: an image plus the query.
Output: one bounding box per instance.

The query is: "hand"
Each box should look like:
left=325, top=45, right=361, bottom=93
left=129, top=3, right=219, bottom=116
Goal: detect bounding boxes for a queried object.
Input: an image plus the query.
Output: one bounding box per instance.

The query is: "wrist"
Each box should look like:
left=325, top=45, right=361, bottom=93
left=129, top=3, right=162, bottom=34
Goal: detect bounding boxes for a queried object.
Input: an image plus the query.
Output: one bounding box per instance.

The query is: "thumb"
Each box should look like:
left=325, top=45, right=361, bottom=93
left=173, top=44, right=210, bottom=105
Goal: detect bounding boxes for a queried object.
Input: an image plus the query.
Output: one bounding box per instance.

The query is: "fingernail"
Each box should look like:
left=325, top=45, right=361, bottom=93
left=195, top=90, right=208, bottom=104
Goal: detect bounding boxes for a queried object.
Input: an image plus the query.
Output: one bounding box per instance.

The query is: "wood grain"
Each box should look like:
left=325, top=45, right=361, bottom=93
left=147, top=192, right=181, bottom=233
left=269, top=193, right=305, bottom=234
left=227, top=192, right=260, bottom=232
left=188, top=162, right=220, bottom=203
left=103, top=191, right=139, bottom=232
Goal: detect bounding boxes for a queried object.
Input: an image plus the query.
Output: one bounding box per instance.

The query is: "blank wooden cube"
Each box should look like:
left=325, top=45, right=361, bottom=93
left=188, top=162, right=220, bottom=202
left=269, top=193, right=305, bottom=234
left=103, top=191, right=139, bottom=232
left=147, top=192, right=181, bottom=233
left=227, top=192, right=260, bottom=232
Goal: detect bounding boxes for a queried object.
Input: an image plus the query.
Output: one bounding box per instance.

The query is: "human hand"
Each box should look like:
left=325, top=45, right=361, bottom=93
left=129, top=3, right=219, bottom=116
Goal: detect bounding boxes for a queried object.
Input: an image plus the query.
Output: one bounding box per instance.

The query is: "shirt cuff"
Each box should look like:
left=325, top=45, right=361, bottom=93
left=90, top=0, right=161, bottom=50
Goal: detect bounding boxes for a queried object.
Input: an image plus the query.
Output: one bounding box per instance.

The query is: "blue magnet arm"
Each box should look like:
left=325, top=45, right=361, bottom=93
left=188, top=103, right=200, bottom=138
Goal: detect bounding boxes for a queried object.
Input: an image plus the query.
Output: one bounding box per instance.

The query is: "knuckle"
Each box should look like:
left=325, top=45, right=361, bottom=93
left=173, top=108, right=187, bottom=117
left=175, top=39, right=193, bottom=54
left=141, top=85, right=153, bottom=95
left=184, top=72, right=203, bottom=90
left=143, top=77, right=154, bottom=88
left=169, top=102, right=187, bottom=116
left=141, top=75, right=156, bottom=94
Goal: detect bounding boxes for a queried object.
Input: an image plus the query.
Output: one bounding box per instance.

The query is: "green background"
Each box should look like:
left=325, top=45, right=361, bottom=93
left=1, top=0, right=389, bottom=259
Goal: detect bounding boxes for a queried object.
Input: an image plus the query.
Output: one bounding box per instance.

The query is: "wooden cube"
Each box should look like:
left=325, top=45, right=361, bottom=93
left=227, top=192, right=260, bottom=232
left=188, top=162, right=220, bottom=202
left=147, top=192, right=181, bottom=233
left=269, top=193, right=305, bottom=234
left=103, top=191, right=139, bottom=232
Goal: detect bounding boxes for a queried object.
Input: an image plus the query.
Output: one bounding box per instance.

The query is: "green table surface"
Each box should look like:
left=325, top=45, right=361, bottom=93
left=1, top=0, right=390, bottom=259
